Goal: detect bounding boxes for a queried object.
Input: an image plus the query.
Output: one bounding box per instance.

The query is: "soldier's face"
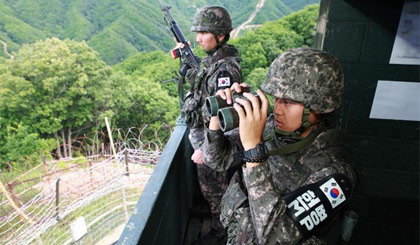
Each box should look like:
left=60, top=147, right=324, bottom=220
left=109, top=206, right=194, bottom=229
left=196, top=32, right=217, bottom=51
left=273, top=98, right=305, bottom=131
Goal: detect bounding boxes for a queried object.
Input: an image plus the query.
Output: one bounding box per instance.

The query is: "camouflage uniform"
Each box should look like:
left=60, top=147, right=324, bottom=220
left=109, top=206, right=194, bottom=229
left=202, top=48, right=357, bottom=244
left=203, top=116, right=356, bottom=244
left=181, top=6, right=242, bottom=235
left=184, top=43, right=242, bottom=150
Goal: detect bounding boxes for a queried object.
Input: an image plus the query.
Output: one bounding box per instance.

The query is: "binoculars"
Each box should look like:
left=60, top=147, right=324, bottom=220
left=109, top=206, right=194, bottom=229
left=205, top=87, right=261, bottom=132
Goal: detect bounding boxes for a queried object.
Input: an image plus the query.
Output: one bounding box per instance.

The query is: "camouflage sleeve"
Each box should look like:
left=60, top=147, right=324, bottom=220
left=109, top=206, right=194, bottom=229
left=201, top=127, right=244, bottom=171
left=242, top=163, right=303, bottom=244
left=242, top=159, right=356, bottom=244
left=221, top=61, right=241, bottom=85
left=186, top=67, right=198, bottom=84
left=206, top=61, right=242, bottom=96
left=189, top=127, right=205, bottom=150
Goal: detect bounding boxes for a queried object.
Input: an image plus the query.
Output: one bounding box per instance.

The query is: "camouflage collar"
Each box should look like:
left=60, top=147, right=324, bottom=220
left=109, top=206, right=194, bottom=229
left=202, top=43, right=239, bottom=67
left=308, top=128, right=344, bottom=152
left=263, top=115, right=334, bottom=155
left=267, top=124, right=325, bottom=156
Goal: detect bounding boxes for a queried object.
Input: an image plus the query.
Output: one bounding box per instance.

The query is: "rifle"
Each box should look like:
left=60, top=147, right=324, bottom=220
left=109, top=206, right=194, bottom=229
left=158, top=0, right=200, bottom=77
left=158, top=0, right=201, bottom=110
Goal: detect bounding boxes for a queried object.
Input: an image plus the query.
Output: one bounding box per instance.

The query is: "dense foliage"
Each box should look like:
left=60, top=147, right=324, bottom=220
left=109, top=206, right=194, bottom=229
left=0, top=38, right=178, bottom=168
left=0, top=0, right=318, bottom=64
left=232, top=4, right=319, bottom=82
left=0, top=4, right=319, bottom=170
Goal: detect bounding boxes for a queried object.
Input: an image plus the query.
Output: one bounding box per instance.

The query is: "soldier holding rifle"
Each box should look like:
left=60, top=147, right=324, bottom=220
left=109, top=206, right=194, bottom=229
left=161, top=3, right=242, bottom=243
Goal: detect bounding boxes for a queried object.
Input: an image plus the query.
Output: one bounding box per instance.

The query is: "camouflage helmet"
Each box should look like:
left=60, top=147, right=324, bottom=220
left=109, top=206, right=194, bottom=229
left=261, top=48, right=344, bottom=113
left=190, top=6, right=232, bottom=35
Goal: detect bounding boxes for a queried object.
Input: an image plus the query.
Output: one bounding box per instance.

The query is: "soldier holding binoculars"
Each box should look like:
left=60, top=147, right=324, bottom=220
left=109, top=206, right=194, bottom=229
left=201, top=48, right=357, bottom=244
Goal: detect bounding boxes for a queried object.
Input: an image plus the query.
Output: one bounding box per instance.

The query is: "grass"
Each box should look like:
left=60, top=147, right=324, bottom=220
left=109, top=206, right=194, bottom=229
left=38, top=186, right=142, bottom=244
left=0, top=185, right=143, bottom=244
left=0, top=156, right=92, bottom=218
left=1, top=153, right=153, bottom=244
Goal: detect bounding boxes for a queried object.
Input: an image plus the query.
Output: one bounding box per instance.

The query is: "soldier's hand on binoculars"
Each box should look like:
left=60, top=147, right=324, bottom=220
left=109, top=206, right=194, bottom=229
left=209, top=82, right=250, bottom=131
left=216, top=82, right=248, bottom=105
left=233, top=89, right=269, bottom=150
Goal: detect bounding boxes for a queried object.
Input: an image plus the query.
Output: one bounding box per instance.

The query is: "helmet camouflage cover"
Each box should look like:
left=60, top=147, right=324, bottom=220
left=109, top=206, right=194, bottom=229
left=190, top=6, right=232, bottom=35
left=261, top=48, right=344, bottom=113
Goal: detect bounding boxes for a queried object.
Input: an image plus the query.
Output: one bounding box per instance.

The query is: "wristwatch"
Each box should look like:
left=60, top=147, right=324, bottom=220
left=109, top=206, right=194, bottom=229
left=243, top=142, right=268, bottom=163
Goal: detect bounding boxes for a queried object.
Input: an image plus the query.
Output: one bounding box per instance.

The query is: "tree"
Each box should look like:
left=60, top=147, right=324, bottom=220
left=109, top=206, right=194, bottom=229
left=231, top=4, right=318, bottom=71
left=111, top=75, right=178, bottom=130
left=0, top=38, right=114, bottom=160
left=244, top=67, right=268, bottom=90
left=277, top=4, right=319, bottom=47
left=240, top=42, right=267, bottom=78
left=114, top=50, right=181, bottom=97
left=231, top=25, right=303, bottom=76
left=1, top=124, right=55, bottom=167
left=107, top=72, right=178, bottom=146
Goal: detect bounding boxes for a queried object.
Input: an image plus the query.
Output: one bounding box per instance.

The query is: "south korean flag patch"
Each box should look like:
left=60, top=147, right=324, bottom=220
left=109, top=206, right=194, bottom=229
left=319, top=178, right=346, bottom=209
left=218, top=77, right=231, bottom=87
left=282, top=173, right=353, bottom=236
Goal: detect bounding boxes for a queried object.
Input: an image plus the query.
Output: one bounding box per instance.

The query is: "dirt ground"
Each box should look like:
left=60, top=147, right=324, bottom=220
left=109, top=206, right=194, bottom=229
left=33, top=161, right=155, bottom=200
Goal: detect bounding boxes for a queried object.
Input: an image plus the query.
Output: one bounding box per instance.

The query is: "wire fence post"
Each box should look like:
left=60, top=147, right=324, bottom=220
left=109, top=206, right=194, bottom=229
left=121, top=152, right=129, bottom=223
left=89, top=161, right=93, bottom=186
left=121, top=150, right=129, bottom=223
left=105, top=117, right=129, bottom=222
left=41, top=150, right=48, bottom=174
left=55, top=178, right=60, bottom=221
left=124, top=150, right=129, bottom=177
left=104, top=117, right=117, bottom=158
left=0, top=174, right=35, bottom=224
left=1, top=170, right=21, bottom=208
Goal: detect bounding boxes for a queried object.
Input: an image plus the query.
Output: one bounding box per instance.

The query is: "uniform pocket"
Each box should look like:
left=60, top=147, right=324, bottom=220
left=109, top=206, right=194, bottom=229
left=220, top=181, right=248, bottom=227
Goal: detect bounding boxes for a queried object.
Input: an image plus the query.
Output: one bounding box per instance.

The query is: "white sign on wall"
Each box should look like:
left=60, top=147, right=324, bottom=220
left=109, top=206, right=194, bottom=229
left=389, top=1, right=420, bottom=65
left=370, top=80, right=420, bottom=121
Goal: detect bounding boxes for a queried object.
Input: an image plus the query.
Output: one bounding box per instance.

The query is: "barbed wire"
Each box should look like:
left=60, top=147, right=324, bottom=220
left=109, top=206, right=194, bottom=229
left=0, top=126, right=164, bottom=244
left=0, top=125, right=166, bottom=212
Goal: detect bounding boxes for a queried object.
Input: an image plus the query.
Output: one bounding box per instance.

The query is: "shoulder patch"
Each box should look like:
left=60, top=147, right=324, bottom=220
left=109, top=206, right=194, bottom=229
left=218, top=76, right=231, bottom=87
left=319, top=177, right=346, bottom=209
left=282, top=173, right=353, bottom=237
left=216, top=69, right=233, bottom=90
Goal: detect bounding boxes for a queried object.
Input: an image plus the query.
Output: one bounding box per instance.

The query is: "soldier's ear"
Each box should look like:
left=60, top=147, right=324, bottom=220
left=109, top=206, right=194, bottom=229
left=309, top=110, right=323, bottom=124
left=217, top=35, right=225, bottom=43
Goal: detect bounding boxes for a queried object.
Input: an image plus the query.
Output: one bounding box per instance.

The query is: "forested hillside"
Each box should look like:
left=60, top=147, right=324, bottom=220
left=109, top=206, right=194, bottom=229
left=0, top=4, right=319, bottom=171
left=0, top=0, right=318, bottom=64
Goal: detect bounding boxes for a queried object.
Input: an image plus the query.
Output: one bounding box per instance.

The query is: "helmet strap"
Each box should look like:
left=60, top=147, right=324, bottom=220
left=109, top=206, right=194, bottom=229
left=214, top=33, right=221, bottom=46
left=275, top=106, right=312, bottom=137
left=214, top=33, right=227, bottom=47
left=204, top=33, right=224, bottom=54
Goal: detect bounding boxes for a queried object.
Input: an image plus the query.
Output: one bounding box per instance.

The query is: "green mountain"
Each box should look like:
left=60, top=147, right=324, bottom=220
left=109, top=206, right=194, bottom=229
left=0, top=0, right=318, bottom=64
left=253, top=0, right=319, bottom=24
